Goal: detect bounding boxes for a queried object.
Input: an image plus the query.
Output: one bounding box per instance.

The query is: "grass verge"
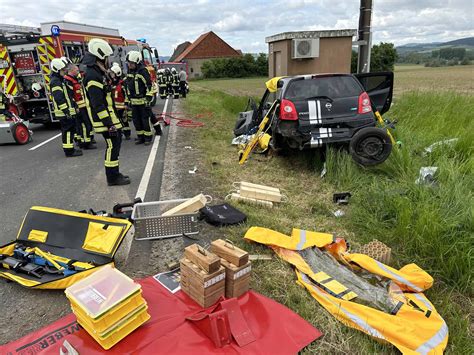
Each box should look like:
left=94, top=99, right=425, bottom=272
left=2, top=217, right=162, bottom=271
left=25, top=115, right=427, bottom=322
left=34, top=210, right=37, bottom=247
left=182, top=86, right=473, bottom=354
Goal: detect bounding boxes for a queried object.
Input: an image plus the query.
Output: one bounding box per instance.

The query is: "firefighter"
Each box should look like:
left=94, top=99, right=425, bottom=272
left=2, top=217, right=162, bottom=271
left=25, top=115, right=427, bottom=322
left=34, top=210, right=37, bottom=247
left=64, top=63, right=96, bottom=149
left=179, top=67, right=187, bottom=98
left=50, top=58, right=82, bottom=157
left=83, top=38, right=130, bottom=186
left=0, top=86, right=13, bottom=122
left=125, top=50, right=153, bottom=145
left=164, top=68, right=173, bottom=97
left=171, top=67, right=180, bottom=99
left=110, top=63, right=131, bottom=140
left=157, top=69, right=167, bottom=99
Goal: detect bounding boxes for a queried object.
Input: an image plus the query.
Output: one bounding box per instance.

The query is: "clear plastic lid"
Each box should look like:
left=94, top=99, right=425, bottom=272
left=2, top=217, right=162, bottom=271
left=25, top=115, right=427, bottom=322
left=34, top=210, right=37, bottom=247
left=65, top=265, right=141, bottom=318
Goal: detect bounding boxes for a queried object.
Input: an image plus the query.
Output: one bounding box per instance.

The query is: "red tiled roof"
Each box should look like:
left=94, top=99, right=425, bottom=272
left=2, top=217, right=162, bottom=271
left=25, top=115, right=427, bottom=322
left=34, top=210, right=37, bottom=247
left=175, top=31, right=241, bottom=61
left=169, top=41, right=192, bottom=62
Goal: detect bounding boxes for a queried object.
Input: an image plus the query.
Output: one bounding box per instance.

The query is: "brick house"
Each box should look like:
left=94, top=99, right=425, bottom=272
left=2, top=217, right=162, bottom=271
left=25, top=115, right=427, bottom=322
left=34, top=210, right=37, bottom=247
left=174, top=31, right=241, bottom=79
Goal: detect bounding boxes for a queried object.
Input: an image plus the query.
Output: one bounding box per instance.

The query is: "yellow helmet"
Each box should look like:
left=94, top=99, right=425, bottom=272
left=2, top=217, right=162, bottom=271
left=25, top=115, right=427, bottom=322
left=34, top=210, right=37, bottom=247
left=31, top=82, right=42, bottom=91
left=88, top=38, right=113, bottom=60
left=110, top=62, right=122, bottom=76
left=126, top=50, right=142, bottom=64
left=50, top=58, right=67, bottom=73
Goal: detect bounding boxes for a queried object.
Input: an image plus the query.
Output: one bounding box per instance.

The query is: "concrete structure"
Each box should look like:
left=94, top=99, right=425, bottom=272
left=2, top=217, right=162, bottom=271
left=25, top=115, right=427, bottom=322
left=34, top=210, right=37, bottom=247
left=266, top=29, right=357, bottom=77
left=174, top=31, right=240, bottom=79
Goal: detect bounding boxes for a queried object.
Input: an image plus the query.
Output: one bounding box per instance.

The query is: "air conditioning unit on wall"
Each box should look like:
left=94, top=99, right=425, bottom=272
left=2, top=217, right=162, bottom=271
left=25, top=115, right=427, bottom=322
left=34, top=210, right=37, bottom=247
left=292, top=38, right=320, bottom=59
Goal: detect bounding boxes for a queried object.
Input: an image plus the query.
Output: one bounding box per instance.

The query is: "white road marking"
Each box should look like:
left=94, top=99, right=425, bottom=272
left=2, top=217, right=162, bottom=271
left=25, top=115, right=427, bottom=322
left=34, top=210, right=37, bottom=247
left=135, top=97, right=169, bottom=201
left=28, top=133, right=61, bottom=151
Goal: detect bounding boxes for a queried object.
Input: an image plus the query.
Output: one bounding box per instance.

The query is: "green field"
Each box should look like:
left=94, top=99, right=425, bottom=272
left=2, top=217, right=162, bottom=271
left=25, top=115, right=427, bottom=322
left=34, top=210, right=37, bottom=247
left=184, top=66, right=473, bottom=354
left=192, top=64, right=474, bottom=97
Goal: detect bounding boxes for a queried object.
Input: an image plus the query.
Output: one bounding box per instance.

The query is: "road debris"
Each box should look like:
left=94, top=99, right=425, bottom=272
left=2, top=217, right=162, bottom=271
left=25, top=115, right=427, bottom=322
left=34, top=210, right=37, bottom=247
left=415, top=166, right=438, bottom=185
left=333, top=209, right=345, bottom=218
left=424, top=138, right=458, bottom=155
left=188, top=166, right=198, bottom=174
left=333, top=192, right=352, bottom=205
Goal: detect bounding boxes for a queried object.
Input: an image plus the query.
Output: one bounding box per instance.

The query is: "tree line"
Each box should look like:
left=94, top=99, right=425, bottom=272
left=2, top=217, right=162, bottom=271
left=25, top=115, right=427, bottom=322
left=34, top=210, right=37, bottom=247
left=201, top=53, right=268, bottom=78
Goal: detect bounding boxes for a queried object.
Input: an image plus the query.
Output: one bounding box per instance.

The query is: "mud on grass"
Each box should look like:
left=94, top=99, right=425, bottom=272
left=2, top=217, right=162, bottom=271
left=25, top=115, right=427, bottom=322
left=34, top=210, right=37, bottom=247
left=182, top=86, right=473, bottom=354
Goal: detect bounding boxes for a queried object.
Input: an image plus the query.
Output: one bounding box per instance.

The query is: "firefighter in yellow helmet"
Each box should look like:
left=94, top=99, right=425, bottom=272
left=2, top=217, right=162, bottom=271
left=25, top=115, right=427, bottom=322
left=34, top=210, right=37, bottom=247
left=83, top=38, right=130, bottom=186
left=50, top=57, right=82, bottom=157
left=125, top=50, right=153, bottom=145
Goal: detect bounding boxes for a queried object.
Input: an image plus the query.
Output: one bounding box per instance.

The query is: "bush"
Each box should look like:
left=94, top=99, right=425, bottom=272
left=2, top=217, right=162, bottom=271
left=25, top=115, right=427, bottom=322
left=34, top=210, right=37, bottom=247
left=370, top=42, right=398, bottom=72
left=351, top=42, right=398, bottom=72
left=460, top=58, right=471, bottom=65
left=202, top=53, right=268, bottom=79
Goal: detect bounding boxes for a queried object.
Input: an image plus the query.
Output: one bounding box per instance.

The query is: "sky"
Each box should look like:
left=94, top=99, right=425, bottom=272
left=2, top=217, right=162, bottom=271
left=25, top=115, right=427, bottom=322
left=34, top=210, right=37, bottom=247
left=1, top=0, right=473, bottom=56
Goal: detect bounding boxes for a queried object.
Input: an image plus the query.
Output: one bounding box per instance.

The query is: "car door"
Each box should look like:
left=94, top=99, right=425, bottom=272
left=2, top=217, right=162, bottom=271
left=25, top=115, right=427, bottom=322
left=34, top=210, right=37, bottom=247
left=354, top=72, right=394, bottom=115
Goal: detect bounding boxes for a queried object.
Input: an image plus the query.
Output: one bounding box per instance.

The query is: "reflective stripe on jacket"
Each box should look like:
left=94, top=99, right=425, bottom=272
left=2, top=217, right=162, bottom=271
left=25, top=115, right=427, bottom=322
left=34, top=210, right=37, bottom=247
left=125, top=65, right=152, bottom=106
left=244, top=227, right=449, bottom=354
left=82, top=53, right=122, bottom=133
left=50, top=73, right=76, bottom=117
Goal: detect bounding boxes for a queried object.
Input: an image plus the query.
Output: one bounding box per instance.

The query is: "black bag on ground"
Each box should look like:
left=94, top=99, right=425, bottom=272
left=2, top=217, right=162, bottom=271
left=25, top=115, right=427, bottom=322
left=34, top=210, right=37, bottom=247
left=199, top=203, right=247, bottom=226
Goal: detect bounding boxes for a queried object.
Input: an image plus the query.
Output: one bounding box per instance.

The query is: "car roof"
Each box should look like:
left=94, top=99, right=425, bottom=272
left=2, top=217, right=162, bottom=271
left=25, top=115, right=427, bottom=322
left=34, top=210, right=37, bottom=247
left=266, top=74, right=355, bottom=92
left=280, top=73, right=353, bottom=83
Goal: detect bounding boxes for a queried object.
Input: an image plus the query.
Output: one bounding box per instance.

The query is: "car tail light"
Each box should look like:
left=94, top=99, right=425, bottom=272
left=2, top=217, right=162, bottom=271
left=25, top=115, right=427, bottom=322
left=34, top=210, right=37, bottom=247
left=280, top=99, right=298, bottom=120
left=358, top=92, right=372, bottom=114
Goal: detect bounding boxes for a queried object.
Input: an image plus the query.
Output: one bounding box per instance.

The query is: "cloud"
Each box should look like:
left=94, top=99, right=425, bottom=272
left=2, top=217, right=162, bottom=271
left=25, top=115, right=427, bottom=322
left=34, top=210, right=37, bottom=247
left=63, top=11, right=81, bottom=22
left=0, top=0, right=472, bottom=54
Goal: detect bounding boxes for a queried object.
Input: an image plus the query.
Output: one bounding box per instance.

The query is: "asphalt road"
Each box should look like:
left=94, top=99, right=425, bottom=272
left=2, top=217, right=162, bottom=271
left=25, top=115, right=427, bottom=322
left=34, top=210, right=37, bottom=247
left=0, top=98, right=170, bottom=245
left=0, top=97, right=172, bottom=344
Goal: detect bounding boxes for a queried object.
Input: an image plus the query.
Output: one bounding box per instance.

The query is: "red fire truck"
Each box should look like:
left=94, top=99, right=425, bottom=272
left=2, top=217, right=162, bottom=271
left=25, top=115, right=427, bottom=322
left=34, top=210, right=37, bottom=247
left=0, top=21, right=159, bottom=124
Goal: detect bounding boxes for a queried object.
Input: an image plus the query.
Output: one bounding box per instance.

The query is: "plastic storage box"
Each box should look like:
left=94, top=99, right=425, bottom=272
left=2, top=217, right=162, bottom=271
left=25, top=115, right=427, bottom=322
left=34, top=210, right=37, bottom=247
left=65, top=265, right=150, bottom=350
left=75, top=304, right=151, bottom=350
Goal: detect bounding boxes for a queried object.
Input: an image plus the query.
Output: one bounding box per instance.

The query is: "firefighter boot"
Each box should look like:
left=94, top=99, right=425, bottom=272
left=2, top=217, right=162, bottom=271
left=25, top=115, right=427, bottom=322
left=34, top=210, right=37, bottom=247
left=66, top=149, right=83, bottom=157
left=107, top=173, right=131, bottom=186
left=153, top=122, right=162, bottom=136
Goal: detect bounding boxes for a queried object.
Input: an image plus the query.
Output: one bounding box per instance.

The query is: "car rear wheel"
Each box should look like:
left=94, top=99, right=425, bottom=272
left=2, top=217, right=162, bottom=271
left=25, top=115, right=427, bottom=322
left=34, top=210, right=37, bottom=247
left=13, top=123, right=30, bottom=145
left=350, top=127, right=392, bottom=166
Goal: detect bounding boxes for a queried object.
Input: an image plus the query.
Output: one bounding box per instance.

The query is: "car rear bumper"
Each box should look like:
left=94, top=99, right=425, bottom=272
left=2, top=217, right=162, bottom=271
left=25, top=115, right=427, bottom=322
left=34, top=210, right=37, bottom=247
left=276, top=119, right=376, bottom=149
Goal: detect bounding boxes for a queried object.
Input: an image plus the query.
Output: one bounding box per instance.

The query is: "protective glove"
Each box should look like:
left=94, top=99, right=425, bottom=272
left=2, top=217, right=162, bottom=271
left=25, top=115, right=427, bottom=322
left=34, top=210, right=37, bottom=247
left=108, top=125, right=118, bottom=136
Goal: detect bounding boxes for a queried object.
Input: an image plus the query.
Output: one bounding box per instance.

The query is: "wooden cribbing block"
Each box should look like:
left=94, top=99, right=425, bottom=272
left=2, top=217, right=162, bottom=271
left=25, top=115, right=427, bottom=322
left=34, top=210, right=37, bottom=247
left=210, top=239, right=249, bottom=267
left=162, top=194, right=207, bottom=216
left=239, top=182, right=280, bottom=193
left=184, top=244, right=220, bottom=273
left=239, top=185, right=282, bottom=203
left=220, top=258, right=251, bottom=298
left=180, top=258, right=225, bottom=307
left=229, top=193, right=273, bottom=208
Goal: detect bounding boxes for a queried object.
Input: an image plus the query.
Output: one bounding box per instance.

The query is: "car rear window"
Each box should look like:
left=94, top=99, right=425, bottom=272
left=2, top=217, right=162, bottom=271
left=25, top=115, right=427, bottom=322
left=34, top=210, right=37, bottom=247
left=284, top=76, right=362, bottom=101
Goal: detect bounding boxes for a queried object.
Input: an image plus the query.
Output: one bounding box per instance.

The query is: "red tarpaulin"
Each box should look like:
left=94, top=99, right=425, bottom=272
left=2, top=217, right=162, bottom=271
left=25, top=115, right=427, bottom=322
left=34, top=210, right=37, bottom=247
left=2, top=277, right=321, bottom=354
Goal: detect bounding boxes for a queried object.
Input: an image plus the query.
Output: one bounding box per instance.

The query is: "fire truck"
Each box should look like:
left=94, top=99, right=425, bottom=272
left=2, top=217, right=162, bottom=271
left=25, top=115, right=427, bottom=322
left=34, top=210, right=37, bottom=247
left=0, top=21, right=159, bottom=125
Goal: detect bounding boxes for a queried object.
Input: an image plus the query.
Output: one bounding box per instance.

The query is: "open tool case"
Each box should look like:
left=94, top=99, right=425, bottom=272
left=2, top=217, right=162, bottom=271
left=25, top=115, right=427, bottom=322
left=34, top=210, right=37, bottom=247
left=0, top=206, right=132, bottom=289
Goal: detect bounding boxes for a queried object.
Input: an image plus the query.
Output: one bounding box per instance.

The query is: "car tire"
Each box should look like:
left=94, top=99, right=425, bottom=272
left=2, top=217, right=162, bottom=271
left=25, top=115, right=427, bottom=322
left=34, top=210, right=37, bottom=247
left=350, top=127, right=392, bottom=166
left=12, top=123, right=30, bottom=145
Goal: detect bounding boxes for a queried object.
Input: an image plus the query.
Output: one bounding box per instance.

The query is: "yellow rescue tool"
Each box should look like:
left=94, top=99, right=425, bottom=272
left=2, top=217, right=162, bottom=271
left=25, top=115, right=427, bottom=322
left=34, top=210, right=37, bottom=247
left=238, top=100, right=279, bottom=165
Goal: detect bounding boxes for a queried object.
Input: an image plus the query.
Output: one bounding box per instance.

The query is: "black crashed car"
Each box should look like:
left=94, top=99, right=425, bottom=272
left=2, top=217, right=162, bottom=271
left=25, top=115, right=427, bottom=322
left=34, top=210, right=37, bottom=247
left=234, top=72, right=395, bottom=166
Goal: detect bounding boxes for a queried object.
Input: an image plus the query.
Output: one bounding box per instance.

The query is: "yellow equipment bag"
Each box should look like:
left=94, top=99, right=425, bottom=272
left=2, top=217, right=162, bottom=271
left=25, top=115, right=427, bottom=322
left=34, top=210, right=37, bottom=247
left=0, top=206, right=132, bottom=289
left=244, top=227, right=448, bottom=354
